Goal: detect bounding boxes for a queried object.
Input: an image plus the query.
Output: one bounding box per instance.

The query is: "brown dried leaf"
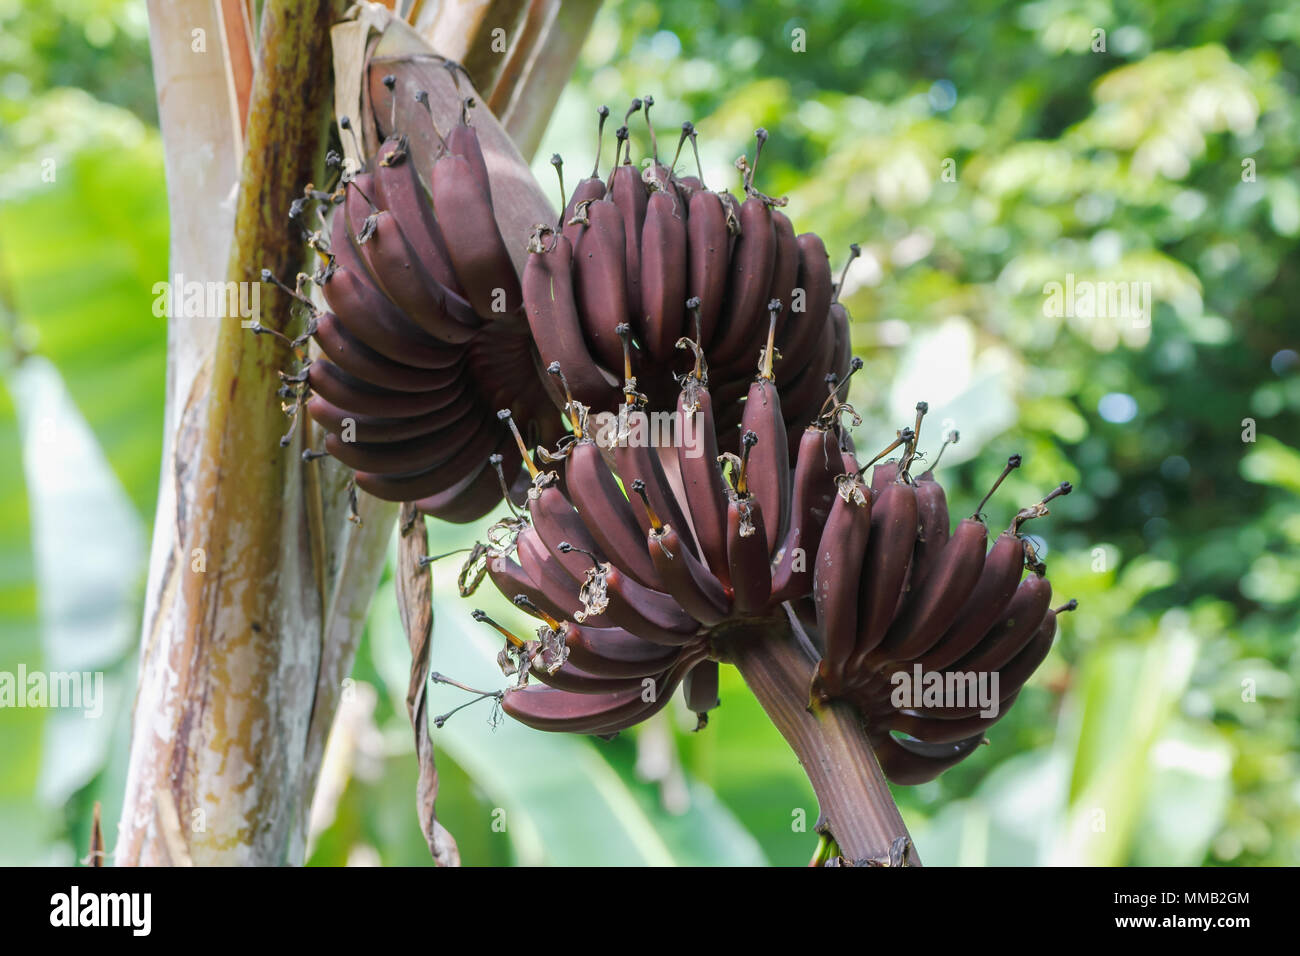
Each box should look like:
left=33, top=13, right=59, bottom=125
left=396, top=502, right=460, bottom=866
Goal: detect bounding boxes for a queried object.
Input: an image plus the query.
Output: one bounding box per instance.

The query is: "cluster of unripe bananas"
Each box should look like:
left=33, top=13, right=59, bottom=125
left=270, top=74, right=562, bottom=521
left=265, top=78, right=1075, bottom=785
left=471, top=381, right=1074, bottom=783
left=524, top=100, right=852, bottom=450
left=810, top=416, right=1077, bottom=784
left=472, top=317, right=845, bottom=736
left=269, top=81, right=849, bottom=521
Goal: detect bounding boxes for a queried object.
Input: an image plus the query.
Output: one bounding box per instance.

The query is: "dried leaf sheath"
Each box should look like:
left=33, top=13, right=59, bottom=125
left=397, top=503, right=459, bottom=866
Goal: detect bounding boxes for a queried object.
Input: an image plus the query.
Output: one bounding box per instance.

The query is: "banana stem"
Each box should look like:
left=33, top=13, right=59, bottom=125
left=716, top=616, right=919, bottom=866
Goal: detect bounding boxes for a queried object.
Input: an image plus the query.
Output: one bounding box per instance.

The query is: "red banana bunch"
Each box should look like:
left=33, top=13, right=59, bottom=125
left=468, top=311, right=850, bottom=733
left=274, top=89, right=853, bottom=522
left=527, top=103, right=852, bottom=459
left=272, top=73, right=560, bottom=522
left=810, top=406, right=1077, bottom=784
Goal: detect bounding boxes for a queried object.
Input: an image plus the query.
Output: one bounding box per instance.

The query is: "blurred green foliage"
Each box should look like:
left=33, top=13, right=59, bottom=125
left=1, top=0, right=1296, bottom=866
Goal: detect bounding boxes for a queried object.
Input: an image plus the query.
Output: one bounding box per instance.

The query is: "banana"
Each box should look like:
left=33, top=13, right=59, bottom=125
left=726, top=495, right=771, bottom=616
left=649, top=527, right=731, bottom=625
left=912, top=531, right=1026, bottom=672
left=305, top=359, right=467, bottom=418
left=828, top=299, right=852, bottom=384
left=401, top=443, right=509, bottom=523
left=611, top=346, right=699, bottom=559
left=993, top=598, right=1071, bottom=694
left=503, top=650, right=702, bottom=735
left=848, top=477, right=918, bottom=669
left=516, top=524, right=588, bottom=619
left=309, top=310, right=455, bottom=392
left=870, top=460, right=899, bottom=497
left=686, top=191, right=732, bottom=350
left=608, top=160, right=647, bottom=329
left=775, top=233, right=833, bottom=386
left=639, top=187, right=688, bottom=360
left=310, top=307, right=459, bottom=372
left=909, top=473, right=951, bottom=593
left=572, top=199, right=631, bottom=374
left=352, top=415, right=502, bottom=501
left=486, top=550, right=572, bottom=625
left=771, top=425, right=846, bottom=602
left=899, top=594, right=1071, bottom=727
left=371, top=134, right=465, bottom=296
left=882, top=705, right=1008, bottom=745
left=563, top=622, right=682, bottom=679
left=586, top=647, right=708, bottom=734
left=322, top=408, right=483, bottom=473
left=560, top=110, right=612, bottom=246
left=951, top=572, right=1052, bottom=675
left=871, top=731, right=985, bottom=786
left=640, top=483, right=731, bottom=626
left=873, top=517, right=987, bottom=664
left=900, top=463, right=1056, bottom=675
left=683, top=659, right=720, bottom=717
left=674, top=335, right=731, bottom=582
left=839, top=433, right=861, bottom=475
left=817, top=243, right=858, bottom=387
left=318, top=257, right=459, bottom=368
left=769, top=315, right=836, bottom=428
left=306, top=393, right=474, bottom=443
left=521, top=227, right=619, bottom=408
left=722, top=434, right=769, bottom=613
left=812, top=472, right=872, bottom=697
left=565, top=435, right=665, bottom=590
left=415, top=447, right=516, bottom=523
left=718, top=190, right=743, bottom=256
left=738, top=303, right=792, bottom=552
left=766, top=211, right=801, bottom=341
left=429, top=151, right=523, bottom=318
left=445, top=107, right=493, bottom=198
left=592, top=558, right=700, bottom=645
left=527, top=478, right=611, bottom=585
left=502, top=678, right=655, bottom=734
left=342, top=176, right=480, bottom=341
left=547, top=537, right=697, bottom=646
left=527, top=657, right=647, bottom=696
left=712, top=195, right=776, bottom=364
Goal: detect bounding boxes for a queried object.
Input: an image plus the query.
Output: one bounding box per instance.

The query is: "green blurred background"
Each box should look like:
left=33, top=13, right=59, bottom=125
left=1, top=0, right=1296, bottom=866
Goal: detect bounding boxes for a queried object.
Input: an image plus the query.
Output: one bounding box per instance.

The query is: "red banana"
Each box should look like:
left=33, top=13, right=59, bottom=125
left=521, top=228, right=619, bottom=408
left=638, top=188, right=688, bottom=360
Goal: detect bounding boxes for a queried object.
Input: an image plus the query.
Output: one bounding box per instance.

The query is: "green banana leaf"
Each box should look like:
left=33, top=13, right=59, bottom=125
left=0, top=357, right=144, bottom=864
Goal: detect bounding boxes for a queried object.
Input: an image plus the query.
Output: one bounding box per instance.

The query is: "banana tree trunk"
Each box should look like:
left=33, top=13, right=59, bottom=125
left=118, top=0, right=594, bottom=866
